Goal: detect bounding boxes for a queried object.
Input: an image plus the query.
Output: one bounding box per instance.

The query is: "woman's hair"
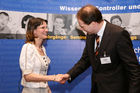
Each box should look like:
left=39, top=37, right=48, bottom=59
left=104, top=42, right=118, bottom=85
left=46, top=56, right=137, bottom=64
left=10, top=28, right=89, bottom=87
left=77, top=4, right=103, bottom=25
left=25, top=17, right=48, bottom=43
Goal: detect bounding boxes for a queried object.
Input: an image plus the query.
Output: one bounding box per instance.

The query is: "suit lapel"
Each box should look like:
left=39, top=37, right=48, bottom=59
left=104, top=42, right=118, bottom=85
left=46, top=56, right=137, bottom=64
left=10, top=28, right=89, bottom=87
left=87, top=34, right=99, bottom=71
left=87, top=34, right=96, bottom=54
left=98, top=22, right=111, bottom=55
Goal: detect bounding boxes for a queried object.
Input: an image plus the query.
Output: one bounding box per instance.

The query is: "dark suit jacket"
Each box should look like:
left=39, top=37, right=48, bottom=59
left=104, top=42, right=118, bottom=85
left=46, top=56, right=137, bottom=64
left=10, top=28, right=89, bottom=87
left=67, top=21, right=140, bottom=93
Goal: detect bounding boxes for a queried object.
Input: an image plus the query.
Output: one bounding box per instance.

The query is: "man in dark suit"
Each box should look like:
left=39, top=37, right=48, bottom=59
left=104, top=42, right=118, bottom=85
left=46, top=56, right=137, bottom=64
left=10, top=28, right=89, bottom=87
left=59, top=4, right=140, bottom=93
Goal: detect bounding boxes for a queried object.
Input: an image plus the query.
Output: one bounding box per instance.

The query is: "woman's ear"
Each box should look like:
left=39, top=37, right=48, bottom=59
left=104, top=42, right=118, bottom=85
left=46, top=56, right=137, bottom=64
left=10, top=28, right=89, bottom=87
left=33, top=30, right=38, bottom=38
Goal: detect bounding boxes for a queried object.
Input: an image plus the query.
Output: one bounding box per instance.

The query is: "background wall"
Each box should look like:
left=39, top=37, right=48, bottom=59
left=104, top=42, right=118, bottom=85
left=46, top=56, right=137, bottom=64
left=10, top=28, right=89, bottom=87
left=0, top=0, right=140, bottom=93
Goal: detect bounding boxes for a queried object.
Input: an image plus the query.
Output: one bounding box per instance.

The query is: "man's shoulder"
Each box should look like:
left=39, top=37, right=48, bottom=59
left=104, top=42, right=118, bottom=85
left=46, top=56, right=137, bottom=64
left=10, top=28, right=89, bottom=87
left=108, top=21, right=123, bottom=28
left=106, top=22, right=124, bottom=33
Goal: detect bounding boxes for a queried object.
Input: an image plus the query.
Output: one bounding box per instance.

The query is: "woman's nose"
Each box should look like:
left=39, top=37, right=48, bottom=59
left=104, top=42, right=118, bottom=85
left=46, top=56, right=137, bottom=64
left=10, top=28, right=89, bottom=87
left=45, top=28, right=48, bottom=32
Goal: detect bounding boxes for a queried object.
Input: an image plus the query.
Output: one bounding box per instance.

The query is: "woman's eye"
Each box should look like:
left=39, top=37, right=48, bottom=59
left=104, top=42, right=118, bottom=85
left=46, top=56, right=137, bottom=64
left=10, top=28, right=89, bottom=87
left=41, top=27, right=45, bottom=29
left=41, top=27, right=47, bottom=29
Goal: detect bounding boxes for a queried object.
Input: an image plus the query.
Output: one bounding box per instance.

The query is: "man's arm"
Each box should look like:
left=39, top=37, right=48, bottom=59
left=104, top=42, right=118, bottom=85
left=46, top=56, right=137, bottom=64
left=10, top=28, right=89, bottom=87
left=117, top=30, right=140, bottom=93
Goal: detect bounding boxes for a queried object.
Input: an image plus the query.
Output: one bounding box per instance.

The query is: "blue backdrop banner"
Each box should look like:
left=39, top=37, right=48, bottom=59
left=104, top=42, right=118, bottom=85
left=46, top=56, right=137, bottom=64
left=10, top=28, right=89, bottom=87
left=0, top=0, right=140, bottom=93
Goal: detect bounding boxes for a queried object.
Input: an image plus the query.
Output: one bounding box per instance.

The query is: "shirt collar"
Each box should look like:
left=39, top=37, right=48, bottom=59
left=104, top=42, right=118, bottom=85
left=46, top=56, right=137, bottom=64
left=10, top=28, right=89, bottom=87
left=97, top=20, right=106, bottom=37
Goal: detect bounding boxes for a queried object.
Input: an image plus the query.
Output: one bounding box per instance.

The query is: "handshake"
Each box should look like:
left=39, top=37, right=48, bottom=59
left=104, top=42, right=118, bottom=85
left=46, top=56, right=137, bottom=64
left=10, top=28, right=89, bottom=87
left=52, top=74, right=70, bottom=84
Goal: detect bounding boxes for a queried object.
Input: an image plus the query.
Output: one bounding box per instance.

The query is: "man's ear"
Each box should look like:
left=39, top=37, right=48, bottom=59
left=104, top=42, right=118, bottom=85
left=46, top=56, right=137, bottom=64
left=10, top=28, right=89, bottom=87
left=90, top=21, right=96, bottom=26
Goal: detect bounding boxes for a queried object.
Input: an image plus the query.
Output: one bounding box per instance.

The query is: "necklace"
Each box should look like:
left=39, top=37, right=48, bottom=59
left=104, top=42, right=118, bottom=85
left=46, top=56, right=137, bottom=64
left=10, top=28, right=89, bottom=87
left=36, top=47, right=45, bottom=56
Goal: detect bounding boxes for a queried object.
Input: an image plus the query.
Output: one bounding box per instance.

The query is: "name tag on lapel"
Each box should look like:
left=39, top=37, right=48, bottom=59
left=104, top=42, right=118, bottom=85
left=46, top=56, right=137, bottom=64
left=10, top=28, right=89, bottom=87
left=100, top=57, right=111, bottom=64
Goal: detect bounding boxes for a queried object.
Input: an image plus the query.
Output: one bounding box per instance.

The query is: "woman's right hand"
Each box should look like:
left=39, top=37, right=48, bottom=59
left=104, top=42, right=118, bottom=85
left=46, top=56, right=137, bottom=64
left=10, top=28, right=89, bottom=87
left=53, top=74, right=70, bottom=84
left=53, top=74, right=63, bottom=82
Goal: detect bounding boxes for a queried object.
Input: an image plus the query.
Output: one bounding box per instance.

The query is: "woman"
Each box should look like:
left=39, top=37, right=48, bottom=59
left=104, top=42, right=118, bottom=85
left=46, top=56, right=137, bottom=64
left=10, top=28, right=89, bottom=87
left=19, top=18, right=62, bottom=93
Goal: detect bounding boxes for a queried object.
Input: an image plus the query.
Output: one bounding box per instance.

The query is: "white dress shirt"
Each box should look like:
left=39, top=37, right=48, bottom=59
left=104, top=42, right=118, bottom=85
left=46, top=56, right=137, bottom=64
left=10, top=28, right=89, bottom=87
left=95, top=20, right=106, bottom=49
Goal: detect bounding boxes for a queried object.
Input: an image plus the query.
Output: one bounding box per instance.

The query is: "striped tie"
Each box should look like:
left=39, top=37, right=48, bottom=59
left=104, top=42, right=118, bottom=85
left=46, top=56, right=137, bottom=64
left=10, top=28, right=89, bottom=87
left=95, top=35, right=100, bottom=56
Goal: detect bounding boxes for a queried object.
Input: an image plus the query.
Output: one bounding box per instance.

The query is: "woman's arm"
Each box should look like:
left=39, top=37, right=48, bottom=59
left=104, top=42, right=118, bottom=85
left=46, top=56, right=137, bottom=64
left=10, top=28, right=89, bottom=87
left=24, top=73, right=63, bottom=82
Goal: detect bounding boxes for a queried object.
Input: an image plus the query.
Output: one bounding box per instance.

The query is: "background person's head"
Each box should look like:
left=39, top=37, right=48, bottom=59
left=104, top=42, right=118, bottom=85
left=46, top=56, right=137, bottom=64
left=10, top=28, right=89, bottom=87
left=0, top=12, right=9, bottom=30
left=25, top=18, right=48, bottom=43
left=21, top=15, right=34, bottom=29
left=53, top=15, right=66, bottom=30
left=110, top=15, right=122, bottom=26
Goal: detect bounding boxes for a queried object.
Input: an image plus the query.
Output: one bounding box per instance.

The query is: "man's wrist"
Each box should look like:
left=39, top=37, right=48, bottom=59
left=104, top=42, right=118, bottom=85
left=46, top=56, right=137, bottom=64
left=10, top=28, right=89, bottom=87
left=68, top=77, right=71, bottom=81
left=66, top=74, right=71, bottom=81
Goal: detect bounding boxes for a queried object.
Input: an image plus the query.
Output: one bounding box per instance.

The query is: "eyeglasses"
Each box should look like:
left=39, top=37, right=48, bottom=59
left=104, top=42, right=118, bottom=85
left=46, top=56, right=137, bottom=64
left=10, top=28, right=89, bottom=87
left=38, top=26, right=48, bottom=30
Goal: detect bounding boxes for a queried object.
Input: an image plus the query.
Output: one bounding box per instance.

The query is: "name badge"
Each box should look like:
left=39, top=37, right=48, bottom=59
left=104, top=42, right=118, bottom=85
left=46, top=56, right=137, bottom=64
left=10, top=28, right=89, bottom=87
left=100, top=57, right=111, bottom=64
left=100, top=51, right=111, bottom=64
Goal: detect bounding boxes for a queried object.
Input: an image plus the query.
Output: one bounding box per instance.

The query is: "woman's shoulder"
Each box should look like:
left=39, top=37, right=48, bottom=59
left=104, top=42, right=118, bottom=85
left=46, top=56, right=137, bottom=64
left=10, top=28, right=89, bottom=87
left=22, top=43, right=34, bottom=50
